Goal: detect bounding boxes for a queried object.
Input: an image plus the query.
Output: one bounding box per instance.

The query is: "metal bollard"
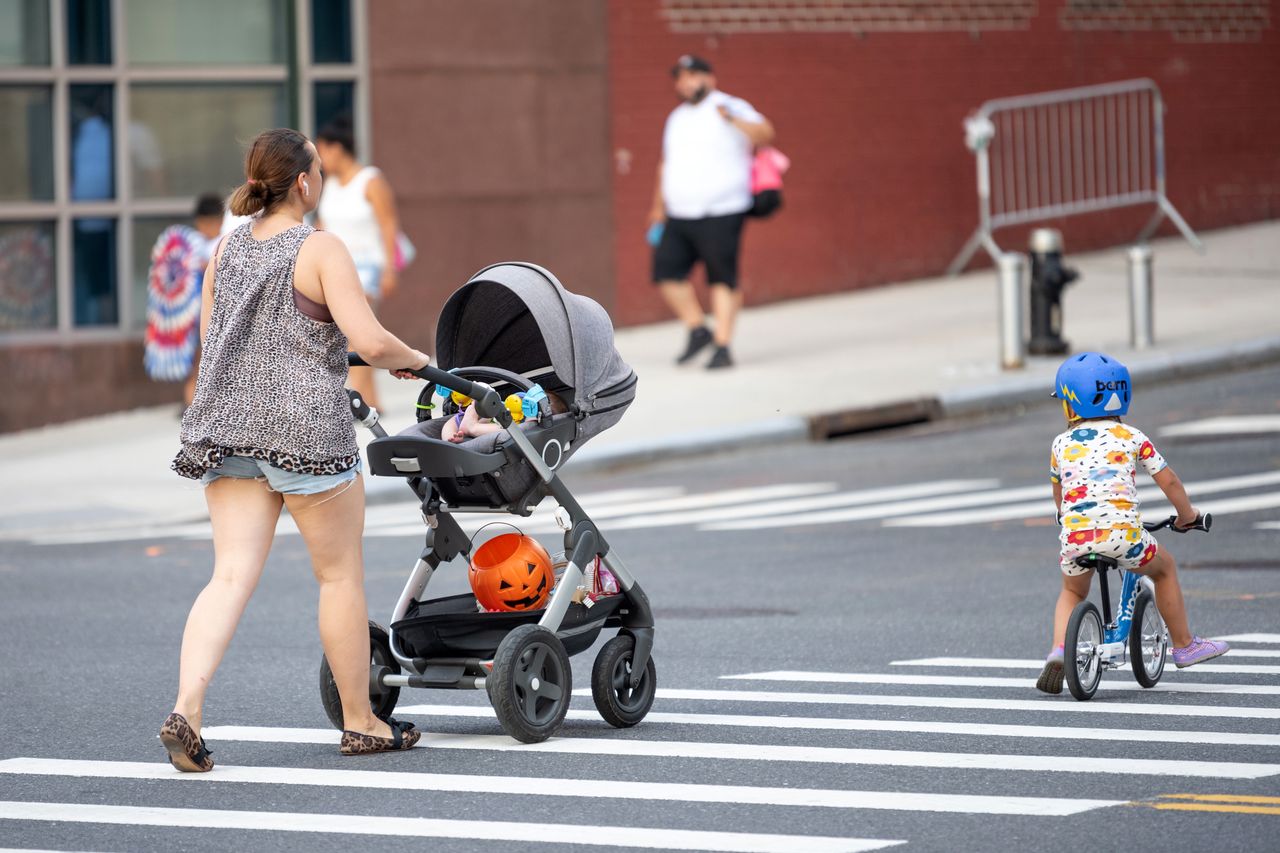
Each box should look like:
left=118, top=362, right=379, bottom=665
left=997, top=252, right=1026, bottom=370
left=1128, top=244, right=1154, bottom=349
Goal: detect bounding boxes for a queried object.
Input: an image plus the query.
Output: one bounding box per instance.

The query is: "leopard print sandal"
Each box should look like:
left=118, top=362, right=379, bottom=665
left=340, top=717, right=421, bottom=755
left=159, top=713, right=214, bottom=772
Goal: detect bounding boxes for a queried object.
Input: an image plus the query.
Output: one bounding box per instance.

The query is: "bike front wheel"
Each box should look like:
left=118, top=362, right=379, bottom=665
left=1065, top=601, right=1104, bottom=701
left=1130, top=590, right=1168, bottom=688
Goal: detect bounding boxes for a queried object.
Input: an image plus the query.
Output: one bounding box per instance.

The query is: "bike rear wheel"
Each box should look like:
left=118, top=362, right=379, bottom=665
left=1065, top=601, right=1104, bottom=701
left=1130, top=590, right=1167, bottom=688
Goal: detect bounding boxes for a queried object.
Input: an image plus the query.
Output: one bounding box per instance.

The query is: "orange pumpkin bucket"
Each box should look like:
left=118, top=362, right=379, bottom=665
left=469, top=532, right=554, bottom=612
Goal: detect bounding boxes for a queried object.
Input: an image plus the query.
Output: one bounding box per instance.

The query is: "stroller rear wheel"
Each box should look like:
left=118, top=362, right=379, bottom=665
left=487, top=624, right=571, bottom=743
left=319, top=621, right=401, bottom=730
left=591, top=634, right=656, bottom=728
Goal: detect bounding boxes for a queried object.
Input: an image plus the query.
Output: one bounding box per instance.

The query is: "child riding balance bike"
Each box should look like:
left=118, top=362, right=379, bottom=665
left=1037, top=352, right=1229, bottom=697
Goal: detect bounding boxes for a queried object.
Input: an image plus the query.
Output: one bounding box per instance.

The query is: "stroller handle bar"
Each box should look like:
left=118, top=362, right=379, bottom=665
left=1143, top=512, right=1212, bottom=533
left=348, top=352, right=511, bottom=425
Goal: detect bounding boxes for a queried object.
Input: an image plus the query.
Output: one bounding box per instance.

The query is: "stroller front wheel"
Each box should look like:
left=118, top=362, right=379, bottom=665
left=591, top=634, right=657, bottom=728
left=319, top=621, right=401, bottom=730
left=487, top=624, right=572, bottom=743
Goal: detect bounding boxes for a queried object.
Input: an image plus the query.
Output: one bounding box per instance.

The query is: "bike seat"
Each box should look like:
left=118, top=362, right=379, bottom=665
left=1074, top=553, right=1119, bottom=571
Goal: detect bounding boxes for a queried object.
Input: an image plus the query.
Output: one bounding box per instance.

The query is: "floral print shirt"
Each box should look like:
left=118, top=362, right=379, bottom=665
left=1050, top=419, right=1167, bottom=533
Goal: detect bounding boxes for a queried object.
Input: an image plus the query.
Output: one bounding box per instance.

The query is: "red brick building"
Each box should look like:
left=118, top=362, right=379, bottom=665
left=2, top=0, right=1277, bottom=430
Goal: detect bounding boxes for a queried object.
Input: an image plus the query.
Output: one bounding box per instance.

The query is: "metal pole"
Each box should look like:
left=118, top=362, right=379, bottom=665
left=1128, top=244, right=1154, bottom=349
left=997, top=252, right=1026, bottom=370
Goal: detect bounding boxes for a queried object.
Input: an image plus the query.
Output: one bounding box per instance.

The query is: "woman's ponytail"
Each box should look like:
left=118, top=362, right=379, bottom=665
left=228, top=128, right=313, bottom=217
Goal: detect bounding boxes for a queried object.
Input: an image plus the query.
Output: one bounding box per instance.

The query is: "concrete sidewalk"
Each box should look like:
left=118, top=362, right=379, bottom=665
left=2, top=220, right=1277, bottom=539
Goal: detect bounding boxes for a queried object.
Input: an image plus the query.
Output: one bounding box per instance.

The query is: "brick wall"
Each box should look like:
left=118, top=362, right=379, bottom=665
left=608, top=0, right=1280, bottom=325
left=367, top=0, right=616, bottom=353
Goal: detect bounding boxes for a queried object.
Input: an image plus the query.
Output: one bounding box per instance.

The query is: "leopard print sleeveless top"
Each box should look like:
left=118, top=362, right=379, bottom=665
left=172, top=222, right=358, bottom=480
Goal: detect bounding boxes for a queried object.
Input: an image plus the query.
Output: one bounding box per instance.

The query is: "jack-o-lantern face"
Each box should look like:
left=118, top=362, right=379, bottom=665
left=469, top=533, right=554, bottom=611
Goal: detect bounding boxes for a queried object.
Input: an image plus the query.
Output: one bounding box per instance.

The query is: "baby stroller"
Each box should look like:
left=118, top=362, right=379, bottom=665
left=321, top=262, right=655, bottom=743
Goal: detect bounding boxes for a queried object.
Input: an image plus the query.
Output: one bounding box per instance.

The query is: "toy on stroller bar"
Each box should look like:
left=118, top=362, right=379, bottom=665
left=319, top=262, right=654, bottom=743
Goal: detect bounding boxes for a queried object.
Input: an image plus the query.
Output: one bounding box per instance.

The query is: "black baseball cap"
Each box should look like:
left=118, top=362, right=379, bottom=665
left=671, top=54, right=713, bottom=76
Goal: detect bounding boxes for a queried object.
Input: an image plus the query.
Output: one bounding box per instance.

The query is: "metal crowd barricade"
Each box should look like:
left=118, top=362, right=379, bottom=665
left=948, top=79, right=1202, bottom=275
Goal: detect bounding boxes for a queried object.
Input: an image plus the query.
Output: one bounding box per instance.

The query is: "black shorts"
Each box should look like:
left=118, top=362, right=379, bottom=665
left=652, top=212, right=746, bottom=290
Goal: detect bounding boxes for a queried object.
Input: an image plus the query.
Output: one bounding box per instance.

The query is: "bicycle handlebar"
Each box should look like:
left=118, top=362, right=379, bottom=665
left=1143, top=512, right=1213, bottom=533
left=347, top=352, right=511, bottom=425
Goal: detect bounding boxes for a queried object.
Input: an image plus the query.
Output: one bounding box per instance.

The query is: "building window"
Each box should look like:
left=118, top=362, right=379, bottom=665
left=0, top=0, right=367, bottom=340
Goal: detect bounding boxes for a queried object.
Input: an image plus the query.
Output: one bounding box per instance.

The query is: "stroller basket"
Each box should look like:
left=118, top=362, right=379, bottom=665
left=392, top=592, right=625, bottom=660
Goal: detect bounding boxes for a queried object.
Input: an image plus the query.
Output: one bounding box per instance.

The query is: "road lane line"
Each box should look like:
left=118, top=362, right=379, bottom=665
left=589, top=687, right=1280, bottom=720
left=601, top=480, right=999, bottom=532
left=394, top=704, right=1280, bottom=747
left=890, top=657, right=1280, bottom=676
left=198, top=727, right=1280, bottom=779
left=1159, top=416, right=1280, bottom=438
left=0, top=759, right=1122, bottom=817
left=722, top=671, right=1280, bottom=695
left=0, top=800, right=899, bottom=852
left=883, top=470, right=1280, bottom=527
left=1215, top=634, right=1280, bottom=644
left=700, top=483, right=1041, bottom=531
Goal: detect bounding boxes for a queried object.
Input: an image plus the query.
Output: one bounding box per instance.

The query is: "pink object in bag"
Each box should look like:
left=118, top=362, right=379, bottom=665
left=751, top=147, right=790, bottom=193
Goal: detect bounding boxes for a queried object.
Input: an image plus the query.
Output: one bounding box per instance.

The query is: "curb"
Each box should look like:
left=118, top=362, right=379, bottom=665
left=365, top=335, right=1280, bottom=505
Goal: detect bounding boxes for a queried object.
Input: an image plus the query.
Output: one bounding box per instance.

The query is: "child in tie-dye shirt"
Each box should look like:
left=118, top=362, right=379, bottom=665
left=1036, top=352, right=1229, bottom=694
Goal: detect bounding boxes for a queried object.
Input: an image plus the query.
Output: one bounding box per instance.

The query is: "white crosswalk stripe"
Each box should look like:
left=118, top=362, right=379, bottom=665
left=0, top=800, right=898, bottom=853
left=195, top=726, right=1280, bottom=779
left=1159, top=415, right=1280, bottom=438
left=0, top=758, right=1122, bottom=818
left=1214, top=633, right=1280, bottom=643
left=618, top=687, right=1280, bottom=720
left=891, top=657, right=1280, bottom=676
left=395, top=703, right=1280, bottom=747
left=723, top=670, right=1280, bottom=695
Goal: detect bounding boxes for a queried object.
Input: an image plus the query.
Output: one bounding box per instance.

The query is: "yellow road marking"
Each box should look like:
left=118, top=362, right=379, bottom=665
left=1147, top=803, right=1280, bottom=816
left=1161, top=794, right=1280, bottom=805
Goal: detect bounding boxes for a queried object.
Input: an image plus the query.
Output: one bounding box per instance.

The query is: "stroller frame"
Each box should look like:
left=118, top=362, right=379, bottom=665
left=334, top=364, right=656, bottom=743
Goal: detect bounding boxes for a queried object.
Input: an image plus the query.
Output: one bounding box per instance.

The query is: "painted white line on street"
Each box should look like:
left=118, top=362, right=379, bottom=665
left=0, top=759, right=1122, bottom=817
left=1214, top=634, right=1280, bottom=644
left=0, top=800, right=898, bottom=853
left=395, top=704, right=1280, bottom=747
left=1159, top=415, right=1280, bottom=438
left=603, top=480, right=999, bottom=533
left=582, top=687, right=1280, bottom=720
left=701, top=482, right=1041, bottom=532
left=1256, top=521, right=1280, bottom=530
left=890, top=657, right=1280, bottom=676
left=198, top=727, right=1280, bottom=779
left=367, top=482, right=839, bottom=538
left=722, top=671, right=1280, bottom=695
left=883, top=469, right=1280, bottom=527
left=1216, top=648, right=1280, bottom=658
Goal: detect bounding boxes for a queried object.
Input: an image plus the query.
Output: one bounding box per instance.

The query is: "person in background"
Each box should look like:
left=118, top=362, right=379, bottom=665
left=315, top=115, right=404, bottom=413
left=649, top=54, right=774, bottom=370
left=144, top=193, right=225, bottom=407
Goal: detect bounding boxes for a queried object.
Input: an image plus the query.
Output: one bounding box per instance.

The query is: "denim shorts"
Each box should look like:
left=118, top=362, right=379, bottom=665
left=355, top=262, right=383, bottom=301
left=200, top=455, right=362, bottom=495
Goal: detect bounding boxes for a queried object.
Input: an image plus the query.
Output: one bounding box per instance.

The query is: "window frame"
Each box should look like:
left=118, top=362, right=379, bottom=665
left=0, top=0, right=368, bottom=344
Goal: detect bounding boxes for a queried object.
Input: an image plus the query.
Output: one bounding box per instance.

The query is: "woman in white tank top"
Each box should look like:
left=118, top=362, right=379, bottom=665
left=316, top=116, right=403, bottom=411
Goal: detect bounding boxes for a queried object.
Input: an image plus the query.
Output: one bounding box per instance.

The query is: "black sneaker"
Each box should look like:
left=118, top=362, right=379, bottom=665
left=706, top=345, right=733, bottom=370
left=675, top=326, right=713, bottom=365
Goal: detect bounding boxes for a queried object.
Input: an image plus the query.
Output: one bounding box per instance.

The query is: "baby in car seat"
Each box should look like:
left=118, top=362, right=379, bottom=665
left=443, top=388, right=567, bottom=444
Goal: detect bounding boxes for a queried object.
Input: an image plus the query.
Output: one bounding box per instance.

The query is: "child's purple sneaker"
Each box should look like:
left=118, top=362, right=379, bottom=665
left=1036, top=646, right=1065, bottom=694
left=1171, top=636, right=1230, bottom=669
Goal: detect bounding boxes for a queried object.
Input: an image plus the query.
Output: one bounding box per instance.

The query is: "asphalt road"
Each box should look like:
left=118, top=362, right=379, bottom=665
left=1, top=365, right=1278, bottom=852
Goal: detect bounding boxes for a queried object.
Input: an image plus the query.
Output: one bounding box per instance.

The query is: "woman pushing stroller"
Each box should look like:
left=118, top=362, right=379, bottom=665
left=164, top=128, right=431, bottom=770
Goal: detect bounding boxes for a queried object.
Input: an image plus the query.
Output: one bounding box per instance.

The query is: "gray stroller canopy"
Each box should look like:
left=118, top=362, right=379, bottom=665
left=435, top=263, right=635, bottom=418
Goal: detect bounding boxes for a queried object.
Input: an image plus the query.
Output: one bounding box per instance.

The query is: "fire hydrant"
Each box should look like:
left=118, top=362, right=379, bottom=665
left=1027, top=228, right=1078, bottom=356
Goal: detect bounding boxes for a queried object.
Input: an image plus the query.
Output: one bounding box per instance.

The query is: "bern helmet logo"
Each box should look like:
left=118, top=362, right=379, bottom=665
left=1095, top=379, right=1128, bottom=392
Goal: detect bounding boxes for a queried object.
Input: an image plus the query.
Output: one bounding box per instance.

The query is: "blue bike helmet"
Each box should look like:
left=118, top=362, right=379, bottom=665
left=1051, top=352, right=1131, bottom=419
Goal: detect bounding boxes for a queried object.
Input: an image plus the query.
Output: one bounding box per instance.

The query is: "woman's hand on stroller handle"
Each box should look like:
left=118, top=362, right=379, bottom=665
left=348, top=352, right=511, bottom=425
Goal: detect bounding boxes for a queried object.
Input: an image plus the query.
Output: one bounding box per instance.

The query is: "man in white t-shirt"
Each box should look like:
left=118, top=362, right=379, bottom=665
left=649, top=54, right=774, bottom=369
